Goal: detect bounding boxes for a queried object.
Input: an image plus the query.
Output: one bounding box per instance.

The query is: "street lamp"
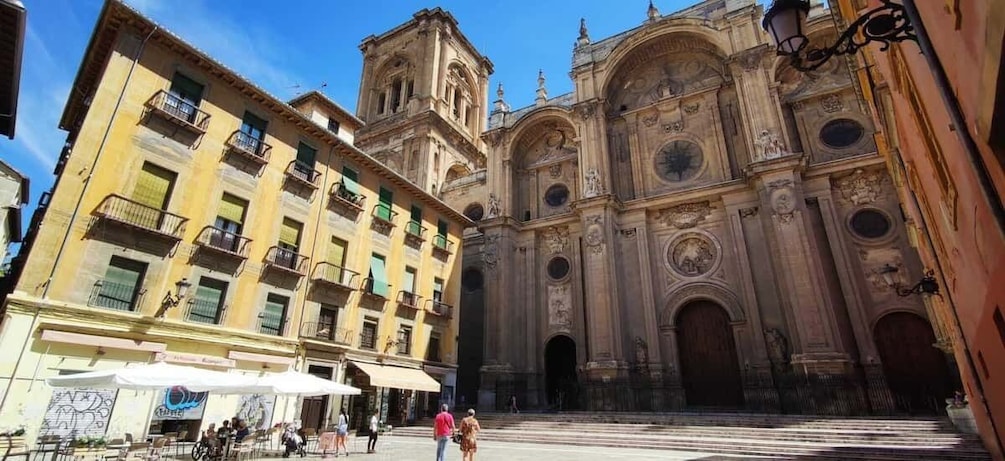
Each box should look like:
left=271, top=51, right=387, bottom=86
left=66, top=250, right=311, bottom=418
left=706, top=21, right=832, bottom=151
left=878, top=264, right=939, bottom=297
left=762, top=0, right=917, bottom=72
left=162, top=278, right=192, bottom=308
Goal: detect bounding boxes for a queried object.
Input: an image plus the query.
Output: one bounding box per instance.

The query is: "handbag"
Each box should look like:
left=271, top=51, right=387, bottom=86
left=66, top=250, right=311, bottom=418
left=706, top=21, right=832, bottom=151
left=451, top=432, right=462, bottom=444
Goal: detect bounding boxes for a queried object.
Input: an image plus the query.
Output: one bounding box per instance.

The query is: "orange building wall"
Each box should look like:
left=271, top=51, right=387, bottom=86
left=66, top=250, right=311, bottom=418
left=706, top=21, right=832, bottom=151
left=855, top=0, right=1005, bottom=457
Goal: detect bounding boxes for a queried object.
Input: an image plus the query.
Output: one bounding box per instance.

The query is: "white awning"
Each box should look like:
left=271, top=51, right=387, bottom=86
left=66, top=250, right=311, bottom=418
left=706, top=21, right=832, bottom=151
left=351, top=361, right=441, bottom=393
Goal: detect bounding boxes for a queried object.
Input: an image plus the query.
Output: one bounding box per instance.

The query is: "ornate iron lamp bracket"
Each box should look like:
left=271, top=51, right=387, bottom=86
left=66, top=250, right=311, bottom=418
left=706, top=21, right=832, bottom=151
left=787, top=0, right=917, bottom=71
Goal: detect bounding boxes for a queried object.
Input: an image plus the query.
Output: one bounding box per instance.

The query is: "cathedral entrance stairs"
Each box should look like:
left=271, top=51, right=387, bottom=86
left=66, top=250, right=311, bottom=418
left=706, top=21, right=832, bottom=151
left=396, top=412, right=990, bottom=460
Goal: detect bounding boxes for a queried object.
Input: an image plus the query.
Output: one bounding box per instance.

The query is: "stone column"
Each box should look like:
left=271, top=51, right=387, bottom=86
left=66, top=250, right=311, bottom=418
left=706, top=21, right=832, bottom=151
left=729, top=47, right=787, bottom=164
left=477, top=224, right=514, bottom=409
left=575, top=199, right=626, bottom=379
left=572, top=100, right=608, bottom=195
left=748, top=156, right=852, bottom=374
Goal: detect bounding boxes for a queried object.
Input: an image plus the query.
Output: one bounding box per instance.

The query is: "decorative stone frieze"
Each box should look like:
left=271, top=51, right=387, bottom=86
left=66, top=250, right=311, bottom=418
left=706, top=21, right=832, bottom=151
left=543, top=226, right=569, bottom=255
left=768, top=179, right=797, bottom=224
left=656, top=201, right=713, bottom=229
left=835, top=169, right=884, bottom=205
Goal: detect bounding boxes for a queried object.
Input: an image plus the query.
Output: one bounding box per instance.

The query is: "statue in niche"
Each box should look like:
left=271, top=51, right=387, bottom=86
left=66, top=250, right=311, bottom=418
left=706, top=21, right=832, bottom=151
left=634, top=337, right=650, bottom=373
left=764, top=328, right=791, bottom=371
left=584, top=168, right=604, bottom=198
left=487, top=193, right=501, bottom=218
left=550, top=298, right=571, bottom=326
left=755, top=130, right=787, bottom=161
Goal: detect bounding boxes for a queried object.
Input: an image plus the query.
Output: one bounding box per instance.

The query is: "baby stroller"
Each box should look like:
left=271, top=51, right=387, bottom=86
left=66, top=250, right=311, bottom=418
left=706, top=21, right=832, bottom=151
left=281, top=424, right=306, bottom=458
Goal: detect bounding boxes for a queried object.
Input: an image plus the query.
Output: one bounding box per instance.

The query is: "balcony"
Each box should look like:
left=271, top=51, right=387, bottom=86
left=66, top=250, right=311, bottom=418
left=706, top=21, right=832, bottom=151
left=370, top=205, right=398, bottom=235
left=311, top=262, right=359, bottom=292
left=146, top=90, right=210, bottom=134
left=195, top=226, right=251, bottom=259
left=432, top=234, right=454, bottom=259
left=329, top=181, right=365, bottom=213
left=404, top=220, right=426, bottom=248
left=359, top=277, right=391, bottom=300
left=285, top=161, right=321, bottom=189
left=257, top=314, right=288, bottom=336
left=88, top=279, right=145, bottom=312
left=300, top=321, right=354, bottom=347
left=184, top=299, right=227, bottom=325
left=225, top=131, right=272, bottom=165
left=427, top=300, right=454, bottom=319
left=94, top=194, right=188, bottom=240
left=396, top=290, right=422, bottom=310
left=264, top=246, right=309, bottom=276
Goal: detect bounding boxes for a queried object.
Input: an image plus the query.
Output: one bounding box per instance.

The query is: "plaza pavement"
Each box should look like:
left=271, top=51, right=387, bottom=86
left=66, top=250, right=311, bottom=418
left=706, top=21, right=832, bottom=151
left=250, top=435, right=769, bottom=461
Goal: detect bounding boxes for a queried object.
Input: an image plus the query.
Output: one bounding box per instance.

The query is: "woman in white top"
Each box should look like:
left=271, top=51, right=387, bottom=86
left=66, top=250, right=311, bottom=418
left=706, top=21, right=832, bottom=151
left=335, top=408, right=349, bottom=456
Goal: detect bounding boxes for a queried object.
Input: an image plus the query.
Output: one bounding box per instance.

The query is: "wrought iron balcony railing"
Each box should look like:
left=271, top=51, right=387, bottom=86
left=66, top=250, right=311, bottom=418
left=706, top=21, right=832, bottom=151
left=146, top=90, right=210, bottom=132
left=371, top=205, right=398, bottom=234
left=257, top=313, right=288, bottom=336
left=329, top=181, right=365, bottom=210
left=360, top=277, right=391, bottom=299
left=184, top=299, right=227, bottom=325
left=432, top=234, right=454, bottom=254
left=299, top=321, right=354, bottom=346
left=95, top=194, right=188, bottom=239
left=311, top=262, right=359, bottom=290
left=285, top=161, right=321, bottom=188
left=195, top=226, right=251, bottom=258
left=225, top=131, right=272, bottom=164
left=264, top=246, right=309, bottom=275
left=89, top=279, right=145, bottom=312
left=405, top=221, right=426, bottom=240
left=396, top=290, right=422, bottom=309
left=428, top=300, right=454, bottom=319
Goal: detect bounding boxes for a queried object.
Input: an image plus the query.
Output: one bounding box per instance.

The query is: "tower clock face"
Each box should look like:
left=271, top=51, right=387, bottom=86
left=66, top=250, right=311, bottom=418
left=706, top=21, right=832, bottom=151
left=655, top=140, right=703, bottom=182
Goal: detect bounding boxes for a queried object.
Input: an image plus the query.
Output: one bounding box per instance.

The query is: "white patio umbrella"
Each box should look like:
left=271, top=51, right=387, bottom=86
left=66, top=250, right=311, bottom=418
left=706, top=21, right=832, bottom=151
left=253, top=371, right=361, bottom=397
left=44, top=361, right=259, bottom=392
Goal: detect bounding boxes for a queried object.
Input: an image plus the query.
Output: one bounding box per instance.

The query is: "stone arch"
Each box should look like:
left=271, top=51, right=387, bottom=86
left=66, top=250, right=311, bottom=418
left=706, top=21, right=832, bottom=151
left=506, top=109, right=577, bottom=167
left=870, top=303, right=929, bottom=334
left=444, top=163, right=472, bottom=184
left=371, top=52, right=417, bottom=118
left=507, top=111, right=578, bottom=221
left=658, top=282, right=745, bottom=330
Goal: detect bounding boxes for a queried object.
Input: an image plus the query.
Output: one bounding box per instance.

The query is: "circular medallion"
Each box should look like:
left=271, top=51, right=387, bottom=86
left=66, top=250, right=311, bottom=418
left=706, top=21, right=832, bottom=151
left=546, top=256, right=571, bottom=280
left=655, top=140, right=703, bottom=182
left=668, top=233, right=718, bottom=277
left=820, top=118, right=865, bottom=149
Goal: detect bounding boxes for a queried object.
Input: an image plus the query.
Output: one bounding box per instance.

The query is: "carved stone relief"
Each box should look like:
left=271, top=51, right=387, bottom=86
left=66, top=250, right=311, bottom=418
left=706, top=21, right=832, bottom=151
left=486, top=193, right=501, bottom=218
left=754, top=129, right=788, bottom=161
left=583, top=168, right=605, bottom=198
left=543, top=226, right=569, bottom=255
left=634, top=337, right=650, bottom=373
left=662, top=121, right=684, bottom=133
left=656, top=201, right=713, bottom=229
left=548, top=284, right=573, bottom=327
left=584, top=215, right=605, bottom=255
left=821, top=94, right=844, bottom=113
left=764, top=328, right=791, bottom=371
left=483, top=235, right=500, bottom=271
left=549, top=164, right=562, bottom=178
left=768, top=179, right=797, bottom=224
left=683, top=103, right=700, bottom=115
left=668, top=233, right=718, bottom=277
left=739, top=207, right=759, bottom=219
left=835, top=169, right=884, bottom=205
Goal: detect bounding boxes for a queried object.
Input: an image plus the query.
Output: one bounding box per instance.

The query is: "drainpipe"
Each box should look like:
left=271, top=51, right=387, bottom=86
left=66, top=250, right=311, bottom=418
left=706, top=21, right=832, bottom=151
left=901, top=0, right=1005, bottom=241
left=898, top=1, right=1005, bottom=453
left=0, top=25, right=159, bottom=416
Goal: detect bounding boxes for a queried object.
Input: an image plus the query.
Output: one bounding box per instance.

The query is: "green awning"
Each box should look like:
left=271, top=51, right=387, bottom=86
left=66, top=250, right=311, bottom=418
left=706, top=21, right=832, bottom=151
left=342, top=167, right=360, bottom=195
left=370, top=254, right=389, bottom=298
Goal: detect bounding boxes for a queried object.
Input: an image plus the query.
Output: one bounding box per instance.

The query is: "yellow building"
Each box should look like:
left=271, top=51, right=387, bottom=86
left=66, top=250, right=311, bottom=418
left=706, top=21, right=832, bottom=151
left=0, top=0, right=468, bottom=443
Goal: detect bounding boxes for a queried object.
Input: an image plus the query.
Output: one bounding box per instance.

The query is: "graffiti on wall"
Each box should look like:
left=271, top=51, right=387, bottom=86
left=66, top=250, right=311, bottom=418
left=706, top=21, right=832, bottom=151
left=39, top=389, right=118, bottom=438
left=152, top=386, right=208, bottom=420
left=236, top=394, right=276, bottom=430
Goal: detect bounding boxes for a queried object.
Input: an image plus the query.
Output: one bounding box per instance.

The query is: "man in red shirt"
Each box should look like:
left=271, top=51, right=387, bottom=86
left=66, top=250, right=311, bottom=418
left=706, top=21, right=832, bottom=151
left=433, top=404, right=455, bottom=461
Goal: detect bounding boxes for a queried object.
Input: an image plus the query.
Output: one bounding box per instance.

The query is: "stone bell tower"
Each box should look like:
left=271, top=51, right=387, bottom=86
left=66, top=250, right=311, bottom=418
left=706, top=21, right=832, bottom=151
left=354, top=8, right=493, bottom=196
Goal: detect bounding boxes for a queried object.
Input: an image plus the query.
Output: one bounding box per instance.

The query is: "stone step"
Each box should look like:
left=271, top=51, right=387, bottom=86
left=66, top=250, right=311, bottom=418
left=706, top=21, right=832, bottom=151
left=467, top=412, right=954, bottom=428
left=459, top=419, right=973, bottom=434
left=389, top=431, right=991, bottom=460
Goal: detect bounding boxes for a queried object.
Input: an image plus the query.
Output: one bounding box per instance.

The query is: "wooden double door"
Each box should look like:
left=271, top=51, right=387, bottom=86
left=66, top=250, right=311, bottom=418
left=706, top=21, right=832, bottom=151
left=676, top=301, right=744, bottom=408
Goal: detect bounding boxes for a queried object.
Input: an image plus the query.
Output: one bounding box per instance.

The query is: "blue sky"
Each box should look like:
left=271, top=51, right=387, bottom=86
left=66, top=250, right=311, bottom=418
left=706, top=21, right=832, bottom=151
left=2, top=0, right=707, bottom=254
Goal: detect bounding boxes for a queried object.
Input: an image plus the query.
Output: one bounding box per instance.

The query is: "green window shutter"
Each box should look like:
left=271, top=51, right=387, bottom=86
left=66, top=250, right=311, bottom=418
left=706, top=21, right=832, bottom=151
left=262, top=294, right=288, bottom=334
left=341, top=166, right=361, bottom=195
left=296, top=142, right=317, bottom=166
left=217, top=194, right=247, bottom=224
left=169, top=73, right=204, bottom=105
left=377, top=187, right=393, bottom=221
left=279, top=218, right=302, bottom=248
left=437, top=219, right=448, bottom=237
left=190, top=278, right=226, bottom=324
left=328, top=237, right=347, bottom=266
left=370, top=254, right=389, bottom=298
left=132, top=163, right=176, bottom=210
left=408, top=205, right=422, bottom=234
left=403, top=268, right=416, bottom=293
left=98, top=257, right=146, bottom=311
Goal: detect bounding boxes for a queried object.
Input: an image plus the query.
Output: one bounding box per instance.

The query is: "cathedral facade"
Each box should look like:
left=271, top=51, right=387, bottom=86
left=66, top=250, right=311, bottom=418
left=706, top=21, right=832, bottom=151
left=354, top=0, right=955, bottom=414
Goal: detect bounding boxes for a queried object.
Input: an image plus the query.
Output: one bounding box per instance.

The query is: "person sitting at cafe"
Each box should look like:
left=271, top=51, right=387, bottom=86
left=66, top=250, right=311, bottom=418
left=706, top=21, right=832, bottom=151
left=234, top=420, right=250, bottom=443
left=217, top=420, right=232, bottom=438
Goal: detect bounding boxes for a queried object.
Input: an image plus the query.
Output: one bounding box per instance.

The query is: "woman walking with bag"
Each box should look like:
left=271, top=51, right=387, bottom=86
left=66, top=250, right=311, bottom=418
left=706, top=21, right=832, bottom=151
left=335, top=408, right=349, bottom=457
left=458, top=409, right=481, bottom=461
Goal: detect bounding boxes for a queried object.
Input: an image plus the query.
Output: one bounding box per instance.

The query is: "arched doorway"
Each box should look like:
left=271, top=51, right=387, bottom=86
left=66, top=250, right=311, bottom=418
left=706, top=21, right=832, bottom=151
left=544, top=335, right=578, bottom=410
left=676, top=301, right=744, bottom=408
left=874, top=312, right=951, bottom=414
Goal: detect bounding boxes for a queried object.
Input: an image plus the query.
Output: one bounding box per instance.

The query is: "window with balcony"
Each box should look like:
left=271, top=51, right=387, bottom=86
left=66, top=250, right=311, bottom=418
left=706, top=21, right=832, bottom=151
left=397, top=326, right=412, bottom=355
left=317, top=305, right=338, bottom=339
left=426, top=332, right=442, bottom=362
left=127, top=162, right=177, bottom=229
left=291, top=142, right=318, bottom=183
left=260, top=293, right=289, bottom=336
left=335, top=166, right=363, bottom=204
left=400, top=266, right=418, bottom=307
left=318, top=236, right=352, bottom=285
left=167, top=72, right=204, bottom=125
left=234, top=111, right=268, bottom=156
left=188, top=277, right=227, bottom=324
left=209, top=193, right=247, bottom=253
left=434, top=219, right=449, bottom=250
left=376, top=187, right=394, bottom=222
left=361, top=317, right=378, bottom=350
left=92, top=256, right=147, bottom=311
left=433, top=278, right=443, bottom=303
left=406, top=205, right=424, bottom=238
left=365, top=253, right=389, bottom=298
left=275, top=217, right=303, bottom=270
